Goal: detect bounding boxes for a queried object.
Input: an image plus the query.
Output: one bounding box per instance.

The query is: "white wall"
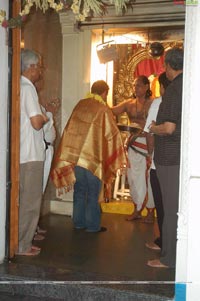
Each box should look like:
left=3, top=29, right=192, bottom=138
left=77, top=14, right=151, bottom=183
left=176, top=3, right=200, bottom=301
left=51, top=12, right=92, bottom=214
left=60, top=11, right=91, bottom=130
left=23, top=9, right=63, bottom=212
left=0, top=0, right=8, bottom=263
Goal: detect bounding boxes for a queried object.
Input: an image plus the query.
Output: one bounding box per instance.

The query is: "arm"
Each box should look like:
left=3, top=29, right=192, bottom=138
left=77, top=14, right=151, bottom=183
left=30, top=113, right=49, bottom=131
left=22, top=85, right=49, bottom=130
left=143, top=97, right=162, bottom=150
left=149, top=121, right=176, bottom=136
left=111, top=100, right=127, bottom=116
left=146, top=132, right=155, bottom=155
left=145, top=132, right=154, bottom=169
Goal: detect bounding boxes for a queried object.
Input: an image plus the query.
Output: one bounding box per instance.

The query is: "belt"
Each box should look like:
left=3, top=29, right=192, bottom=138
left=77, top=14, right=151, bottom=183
left=132, top=140, right=147, bottom=151
left=129, top=145, right=148, bottom=157
left=44, top=140, right=53, bottom=149
left=46, top=142, right=52, bottom=146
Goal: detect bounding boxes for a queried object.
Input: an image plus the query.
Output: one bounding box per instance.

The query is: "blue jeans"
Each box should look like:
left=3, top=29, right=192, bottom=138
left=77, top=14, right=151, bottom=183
left=73, top=166, right=102, bottom=232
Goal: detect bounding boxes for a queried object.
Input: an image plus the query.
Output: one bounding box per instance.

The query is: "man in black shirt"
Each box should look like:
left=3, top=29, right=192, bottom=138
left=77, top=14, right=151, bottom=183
left=147, top=48, right=184, bottom=268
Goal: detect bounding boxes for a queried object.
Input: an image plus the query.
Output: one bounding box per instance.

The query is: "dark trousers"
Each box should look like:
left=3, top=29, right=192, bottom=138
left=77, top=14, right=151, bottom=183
left=156, top=164, right=180, bottom=268
left=150, top=169, right=163, bottom=248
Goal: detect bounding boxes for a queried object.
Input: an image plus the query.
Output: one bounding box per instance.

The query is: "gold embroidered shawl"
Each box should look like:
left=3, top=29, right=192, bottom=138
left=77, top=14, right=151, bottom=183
left=51, top=98, right=127, bottom=191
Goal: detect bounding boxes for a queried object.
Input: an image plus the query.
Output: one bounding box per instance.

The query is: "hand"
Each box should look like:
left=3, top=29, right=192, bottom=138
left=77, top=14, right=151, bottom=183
left=149, top=120, right=156, bottom=134
left=146, top=154, right=152, bottom=169
left=45, top=97, right=61, bottom=115
left=42, top=113, right=49, bottom=124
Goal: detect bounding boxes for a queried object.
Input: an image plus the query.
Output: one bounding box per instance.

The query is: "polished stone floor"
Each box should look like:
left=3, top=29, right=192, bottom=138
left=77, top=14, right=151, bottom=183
left=0, top=211, right=175, bottom=300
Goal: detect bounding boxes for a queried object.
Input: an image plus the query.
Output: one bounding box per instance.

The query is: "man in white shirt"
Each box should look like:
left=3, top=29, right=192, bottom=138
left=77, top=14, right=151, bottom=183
left=17, top=49, right=48, bottom=256
left=144, top=72, right=171, bottom=252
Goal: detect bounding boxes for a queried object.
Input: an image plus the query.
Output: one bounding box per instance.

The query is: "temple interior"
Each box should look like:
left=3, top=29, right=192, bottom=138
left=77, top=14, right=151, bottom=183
left=0, top=2, right=186, bottom=300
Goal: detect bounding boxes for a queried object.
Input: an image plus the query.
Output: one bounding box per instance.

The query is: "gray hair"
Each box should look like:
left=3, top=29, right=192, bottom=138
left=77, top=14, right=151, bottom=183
left=21, top=49, right=40, bottom=73
left=165, top=47, right=184, bottom=71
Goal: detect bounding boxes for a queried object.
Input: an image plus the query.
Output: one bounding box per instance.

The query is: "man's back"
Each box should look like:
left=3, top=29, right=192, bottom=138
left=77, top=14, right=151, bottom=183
left=55, top=97, right=126, bottom=183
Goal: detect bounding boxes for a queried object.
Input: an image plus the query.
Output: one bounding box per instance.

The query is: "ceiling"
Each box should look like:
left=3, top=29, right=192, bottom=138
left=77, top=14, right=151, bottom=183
left=78, top=0, right=185, bottom=43
left=92, top=26, right=184, bottom=43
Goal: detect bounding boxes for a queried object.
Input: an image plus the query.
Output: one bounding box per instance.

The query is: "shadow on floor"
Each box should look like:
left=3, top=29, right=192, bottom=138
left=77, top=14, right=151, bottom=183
left=0, top=212, right=175, bottom=300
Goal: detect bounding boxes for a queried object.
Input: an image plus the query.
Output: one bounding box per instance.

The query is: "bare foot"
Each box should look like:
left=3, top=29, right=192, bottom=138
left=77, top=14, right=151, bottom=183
left=15, top=248, right=40, bottom=256
left=31, top=245, right=41, bottom=251
left=125, top=211, right=142, bottom=221
left=141, top=211, right=154, bottom=223
left=145, top=242, right=161, bottom=251
left=34, top=234, right=45, bottom=241
left=147, top=259, right=168, bottom=268
left=37, top=226, right=47, bottom=234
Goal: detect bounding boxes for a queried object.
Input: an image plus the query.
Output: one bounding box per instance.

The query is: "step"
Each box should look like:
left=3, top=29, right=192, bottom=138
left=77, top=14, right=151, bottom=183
left=0, top=263, right=174, bottom=301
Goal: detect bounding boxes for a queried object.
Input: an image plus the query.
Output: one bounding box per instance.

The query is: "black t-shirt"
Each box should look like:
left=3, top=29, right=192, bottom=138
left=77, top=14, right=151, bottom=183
left=154, top=73, right=183, bottom=166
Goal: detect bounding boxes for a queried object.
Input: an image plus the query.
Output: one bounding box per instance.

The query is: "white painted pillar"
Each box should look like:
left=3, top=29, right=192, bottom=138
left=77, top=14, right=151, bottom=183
left=51, top=12, right=92, bottom=215
left=59, top=11, right=91, bottom=128
left=0, top=0, right=8, bottom=263
left=176, top=3, right=200, bottom=301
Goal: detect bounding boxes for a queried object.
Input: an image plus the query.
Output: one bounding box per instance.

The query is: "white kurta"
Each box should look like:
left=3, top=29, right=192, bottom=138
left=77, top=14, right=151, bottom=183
left=42, top=109, right=56, bottom=192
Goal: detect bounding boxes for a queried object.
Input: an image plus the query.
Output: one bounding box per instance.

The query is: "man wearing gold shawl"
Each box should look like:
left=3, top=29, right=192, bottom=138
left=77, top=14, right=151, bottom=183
left=51, top=80, right=127, bottom=232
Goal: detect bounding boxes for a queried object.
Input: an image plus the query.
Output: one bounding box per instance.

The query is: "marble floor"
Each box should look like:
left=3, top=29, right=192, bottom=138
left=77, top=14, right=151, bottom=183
left=0, top=211, right=175, bottom=300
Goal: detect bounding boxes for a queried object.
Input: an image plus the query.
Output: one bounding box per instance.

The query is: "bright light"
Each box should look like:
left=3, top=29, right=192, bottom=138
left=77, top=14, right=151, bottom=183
left=91, top=34, right=114, bottom=107
left=90, top=32, right=146, bottom=106
left=113, top=34, right=146, bottom=44
left=20, top=40, right=25, bottom=48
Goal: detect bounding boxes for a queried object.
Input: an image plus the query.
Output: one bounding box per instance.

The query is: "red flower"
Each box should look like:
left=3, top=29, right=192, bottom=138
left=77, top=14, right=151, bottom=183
left=1, top=20, right=8, bottom=28
left=21, top=15, right=27, bottom=21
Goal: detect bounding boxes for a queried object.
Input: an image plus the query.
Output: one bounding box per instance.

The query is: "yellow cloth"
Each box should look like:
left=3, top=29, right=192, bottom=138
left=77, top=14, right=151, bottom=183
left=51, top=98, right=127, bottom=191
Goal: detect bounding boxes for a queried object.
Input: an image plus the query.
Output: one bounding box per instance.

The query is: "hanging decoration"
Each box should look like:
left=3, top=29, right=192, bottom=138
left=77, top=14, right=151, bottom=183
left=149, top=42, right=164, bottom=58
left=0, top=0, right=131, bottom=29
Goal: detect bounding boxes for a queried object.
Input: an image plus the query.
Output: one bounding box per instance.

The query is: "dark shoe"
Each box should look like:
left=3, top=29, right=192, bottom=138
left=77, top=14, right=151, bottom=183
left=98, top=226, right=107, bottom=232
left=86, top=226, right=107, bottom=233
